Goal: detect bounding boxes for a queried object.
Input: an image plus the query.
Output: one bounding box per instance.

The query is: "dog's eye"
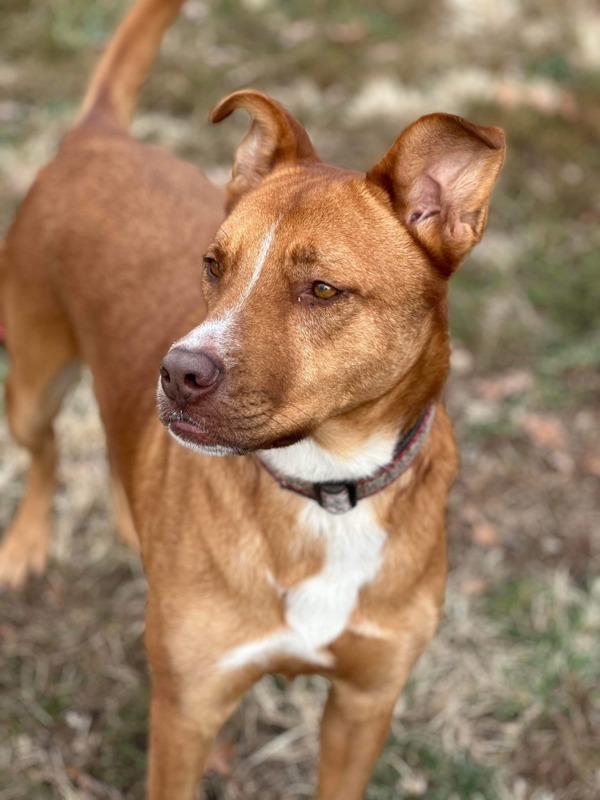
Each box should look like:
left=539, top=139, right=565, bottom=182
left=204, top=257, right=222, bottom=280
left=312, top=282, right=338, bottom=300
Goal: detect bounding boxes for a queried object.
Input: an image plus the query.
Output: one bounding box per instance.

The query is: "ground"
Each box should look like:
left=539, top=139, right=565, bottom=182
left=0, top=1, right=599, bottom=798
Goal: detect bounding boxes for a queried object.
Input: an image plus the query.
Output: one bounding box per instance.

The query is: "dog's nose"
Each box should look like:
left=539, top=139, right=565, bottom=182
left=160, top=347, right=223, bottom=406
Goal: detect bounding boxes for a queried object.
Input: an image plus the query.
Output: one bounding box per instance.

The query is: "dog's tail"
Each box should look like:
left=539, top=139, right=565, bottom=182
left=78, top=0, right=186, bottom=130
left=0, top=240, right=7, bottom=344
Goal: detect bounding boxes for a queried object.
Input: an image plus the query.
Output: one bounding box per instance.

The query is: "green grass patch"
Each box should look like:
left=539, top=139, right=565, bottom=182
left=449, top=267, right=504, bottom=345
left=90, top=682, right=149, bottom=797
left=520, top=234, right=600, bottom=344
left=484, top=576, right=600, bottom=712
left=1, top=0, right=121, bottom=60
left=463, top=414, right=521, bottom=444
left=42, top=691, right=74, bottom=720
left=370, top=732, right=498, bottom=799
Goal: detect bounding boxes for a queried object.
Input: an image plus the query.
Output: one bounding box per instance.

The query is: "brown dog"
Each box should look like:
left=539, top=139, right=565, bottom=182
left=0, top=0, right=505, bottom=797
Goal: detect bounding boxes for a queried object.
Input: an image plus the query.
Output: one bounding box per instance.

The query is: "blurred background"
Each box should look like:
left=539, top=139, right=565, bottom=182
left=0, top=0, right=599, bottom=798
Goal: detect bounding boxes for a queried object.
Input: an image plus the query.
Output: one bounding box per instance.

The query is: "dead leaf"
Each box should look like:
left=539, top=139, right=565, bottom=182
left=460, top=504, right=480, bottom=524
left=547, top=450, right=575, bottom=475
left=0, top=624, right=16, bottom=639
left=462, top=505, right=500, bottom=548
left=580, top=454, right=600, bottom=477
left=522, top=413, right=568, bottom=450
left=326, top=21, right=368, bottom=44
left=459, top=578, right=490, bottom=596
left=472, top=520, right=500, bottom=548
left=473, top=369, right=533, bottom=402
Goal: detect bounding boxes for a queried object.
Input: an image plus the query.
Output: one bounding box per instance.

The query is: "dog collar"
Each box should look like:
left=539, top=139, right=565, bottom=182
left=257, top=403, right=436, bottom=514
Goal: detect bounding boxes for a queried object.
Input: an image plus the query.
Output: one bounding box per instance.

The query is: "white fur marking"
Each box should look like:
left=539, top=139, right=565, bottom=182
left=258, top=430, right=398, bottom=483
left=347, top=619, right=390, bottom=640
left=243, top=223, right=276, bottom=302
left=219, top=500, right=387, bottom=670
left=174, top=221, right=279, bottom=356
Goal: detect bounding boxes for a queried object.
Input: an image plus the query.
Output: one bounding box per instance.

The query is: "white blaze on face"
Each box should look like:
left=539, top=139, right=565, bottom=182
left=173, top=220, right=279, bottom=357
left=239, top=221, right=277, bottom=306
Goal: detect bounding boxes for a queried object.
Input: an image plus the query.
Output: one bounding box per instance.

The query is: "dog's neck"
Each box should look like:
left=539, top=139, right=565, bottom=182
left=260, top=329, right=446, bottom=482
left=258, top=425, right=400, bottom=484
left=257, top=399, right=436, bottom=514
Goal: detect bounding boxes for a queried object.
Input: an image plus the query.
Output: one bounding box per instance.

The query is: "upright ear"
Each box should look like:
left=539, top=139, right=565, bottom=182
left=366, top=113, right=505, bottom=272
left=211, top=90, right=319, bottom=209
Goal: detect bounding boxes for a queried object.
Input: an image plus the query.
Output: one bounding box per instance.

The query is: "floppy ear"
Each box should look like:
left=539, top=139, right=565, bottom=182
left=366, top=113, right=505, bottom=272
left=211, top=90, right=319, bottom=208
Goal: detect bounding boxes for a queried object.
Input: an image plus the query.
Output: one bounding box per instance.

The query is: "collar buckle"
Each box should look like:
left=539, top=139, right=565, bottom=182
left=315, top=482, right=357, bottom=514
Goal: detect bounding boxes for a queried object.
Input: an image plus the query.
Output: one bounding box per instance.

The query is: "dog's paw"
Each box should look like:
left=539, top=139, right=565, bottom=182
left=0, top=522, right=49, bottom=590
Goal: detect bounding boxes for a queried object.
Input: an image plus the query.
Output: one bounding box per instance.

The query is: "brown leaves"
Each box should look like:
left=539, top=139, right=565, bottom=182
left=462, top=505, right=500, bottom=549
left=467, top=366, right=597, bottom=480
left=521, top=413, right=576, bottom=475
left=580, top=454, right=600, bottom=477
left=473, top=369, right=534, bottom=402
left=522, top=413, right=568, bottom=450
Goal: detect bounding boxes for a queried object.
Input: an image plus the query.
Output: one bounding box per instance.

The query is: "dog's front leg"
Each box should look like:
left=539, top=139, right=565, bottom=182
left=144, top=594, right=258, bottom=800
left=147, top=667, right=255, bottom=800
left=148, top=682, right=209, bottom=800
left=315, top=677, right=398, bottom=800
left=148, top=679, right=221, bottom=800
left=316, top=618, right=440, bottom=800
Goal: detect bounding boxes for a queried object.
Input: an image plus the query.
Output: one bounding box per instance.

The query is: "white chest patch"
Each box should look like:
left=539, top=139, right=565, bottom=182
left=219, top=500, right=387, bottom=670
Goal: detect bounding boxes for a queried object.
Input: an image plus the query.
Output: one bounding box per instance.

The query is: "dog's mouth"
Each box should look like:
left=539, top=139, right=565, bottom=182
left=158, top=401, right=311, bottom=455
left=159, top=408, right=238, bottom=451
left=169, top=416, right=214, bottom=444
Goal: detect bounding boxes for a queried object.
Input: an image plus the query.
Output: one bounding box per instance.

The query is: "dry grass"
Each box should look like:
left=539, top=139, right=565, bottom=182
left=1, top=0, right=599, bottom=798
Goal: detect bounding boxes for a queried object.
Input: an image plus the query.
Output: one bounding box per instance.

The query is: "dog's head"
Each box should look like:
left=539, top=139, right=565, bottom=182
left=157, top=91, right=504, bottom=455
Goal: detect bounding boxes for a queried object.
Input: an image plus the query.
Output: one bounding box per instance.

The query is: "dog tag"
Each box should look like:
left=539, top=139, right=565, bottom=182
left=315, top=483, right=357, bottom=514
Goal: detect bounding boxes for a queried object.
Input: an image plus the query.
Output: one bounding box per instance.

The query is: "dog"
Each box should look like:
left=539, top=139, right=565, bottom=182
left=0, top=0, right=505, bottom=797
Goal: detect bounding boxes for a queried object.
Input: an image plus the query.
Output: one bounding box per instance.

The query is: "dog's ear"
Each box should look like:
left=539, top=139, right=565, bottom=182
left=367, top=113, right=505, bottom=272
left=211, top=90, right=319, bottom=209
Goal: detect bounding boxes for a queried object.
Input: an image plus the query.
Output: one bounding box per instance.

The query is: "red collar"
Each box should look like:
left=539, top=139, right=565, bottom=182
left=257, top=404, right=436, bottom=514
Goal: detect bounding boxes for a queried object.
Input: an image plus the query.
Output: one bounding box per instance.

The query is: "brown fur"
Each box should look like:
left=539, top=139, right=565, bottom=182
left=0, top=1, right=504, bottom=798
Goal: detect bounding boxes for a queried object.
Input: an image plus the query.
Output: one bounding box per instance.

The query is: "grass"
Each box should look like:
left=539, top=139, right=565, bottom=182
left=369, top=733, right=498, bottom=799
left=482, top=576, right=600, bottom=797
left=1, top=0, right=600, bottom=798
left=92, top=683, right=149, bottom=797
left=485, top=577, right=600, bottom=708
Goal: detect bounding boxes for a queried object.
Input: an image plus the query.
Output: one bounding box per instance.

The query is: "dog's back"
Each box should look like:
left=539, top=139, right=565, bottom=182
left=9, top=127, right=222, bottom=431
left=0, top=0, right=225, bottom=586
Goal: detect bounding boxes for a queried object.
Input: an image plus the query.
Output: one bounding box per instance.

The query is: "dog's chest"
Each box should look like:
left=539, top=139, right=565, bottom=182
left=220, top=502, right=387, bottom=670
